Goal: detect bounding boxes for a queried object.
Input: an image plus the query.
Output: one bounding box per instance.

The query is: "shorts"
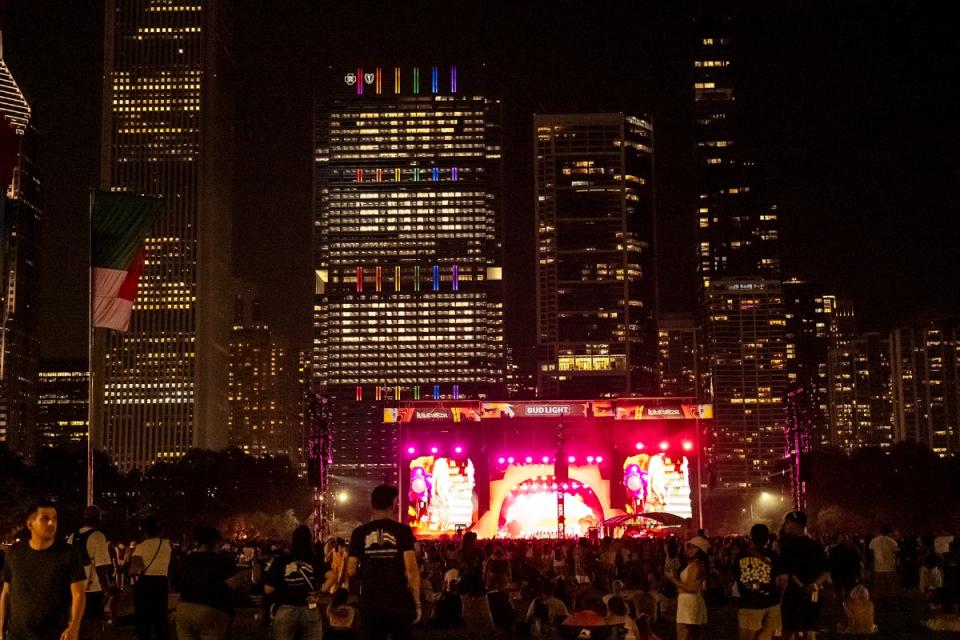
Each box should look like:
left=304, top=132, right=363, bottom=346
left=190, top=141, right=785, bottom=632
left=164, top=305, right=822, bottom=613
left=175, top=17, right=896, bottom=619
left=782, top=590, right=819, bottom=632
left=739, top=605, right=781, bottom=633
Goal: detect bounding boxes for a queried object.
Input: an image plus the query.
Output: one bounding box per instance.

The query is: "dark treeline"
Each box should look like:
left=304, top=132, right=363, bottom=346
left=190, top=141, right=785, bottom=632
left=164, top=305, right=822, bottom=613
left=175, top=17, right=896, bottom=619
left=0, top=445, right=311, bottom=542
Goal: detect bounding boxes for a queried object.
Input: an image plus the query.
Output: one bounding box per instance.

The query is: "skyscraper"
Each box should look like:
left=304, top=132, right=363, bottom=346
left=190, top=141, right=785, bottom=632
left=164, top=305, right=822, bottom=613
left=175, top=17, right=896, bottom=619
left=890, top=319, right=960, bottom=456
left=37, top=359, right=89, bottom=450
left=228, top=291, right=301, bottom=465
left=534, top=113, right=656, bottom=398
left=694, top=15, right=788, bottom=491
left=0, top=32, right=41, bottom=460
left=703, top=279, right=787, bottom=488
left=313, top=65, right=504, bottom=501
left=658, top=313, right=703, bottom=398
left=98, top=1, right=233, bottom=470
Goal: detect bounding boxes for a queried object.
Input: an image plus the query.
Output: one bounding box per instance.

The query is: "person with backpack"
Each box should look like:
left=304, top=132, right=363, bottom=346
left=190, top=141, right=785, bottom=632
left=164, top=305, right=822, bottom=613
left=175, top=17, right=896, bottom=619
left=128, top=517, right=171, bottom=640
left=265, top=525, right=325, bottom=640
left=67, top=506, right=113, bottom=640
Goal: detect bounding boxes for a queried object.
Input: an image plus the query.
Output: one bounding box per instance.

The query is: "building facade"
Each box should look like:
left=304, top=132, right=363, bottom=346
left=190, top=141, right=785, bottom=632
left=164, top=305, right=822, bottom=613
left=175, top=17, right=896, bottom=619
left=0, top=32, right=41, bottom=460
left=98, top=1, right=233, bottom=470
left=658, top=313, right=702, bottom=398
left=890, top=319, right=960, bottom=456
left=37, top=360, right=89, bottom=450
left=703, top=278, right=787, bottom=489
left=313, top=65, right=504, bottom=502
left=534, top=113, right=656, bottom=398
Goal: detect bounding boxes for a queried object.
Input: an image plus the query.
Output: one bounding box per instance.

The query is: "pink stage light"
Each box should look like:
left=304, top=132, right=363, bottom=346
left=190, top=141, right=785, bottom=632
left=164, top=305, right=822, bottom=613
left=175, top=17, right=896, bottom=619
left=659, top=441, right=669, bottom=451
left=507, top=456, right=515, bottom=464
left=407, top=446, right=415, bottom=455
left=586, top=456, right=595, bottom=463
left=596, top=456, right=603, bottom=463
left=635, top=442, right=645, bottom=451
left=454, top=446, right=463, bottom=454
left=682, top=441, right=693, bottom=451
left=567, top=455, right=576, bottom=463
left=542, top=455, right=550, bottom=463
left=430, top=446, right=439, bottom=454
left=498, top=457, right=506, bottom=464
left=525, top=456, right=533, bottom=464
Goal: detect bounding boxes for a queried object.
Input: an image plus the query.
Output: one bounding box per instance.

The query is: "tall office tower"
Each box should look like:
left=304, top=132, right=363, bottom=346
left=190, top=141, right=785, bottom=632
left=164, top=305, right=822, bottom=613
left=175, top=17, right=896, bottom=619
left=783, top=279, right=834, bottom=446
left=703, top=278, right=788, bottom=489
left=0, top=33, right=41, bottom=460
left=227, top=292, right=301, bottom=465
left=534, top=114, right=656, bottom=398
left=851, top=332, right=894, bottom=449
left=825, top=299, right=857, bottom=448
left=890, top=319, right=960, bottom=456
left=313, top=66, right=504, bottom=501
left=37, top=360, right=89, bottom=450
left=98, top=1, right=233, bottom=470
left=694, top=16, right=787, bottom=491
left=658, top=313, right=702, bottom=398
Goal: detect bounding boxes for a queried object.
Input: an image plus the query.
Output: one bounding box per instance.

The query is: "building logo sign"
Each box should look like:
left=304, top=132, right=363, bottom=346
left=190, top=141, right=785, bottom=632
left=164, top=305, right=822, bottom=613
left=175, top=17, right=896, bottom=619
left=363, top=72, right=375, bottom=85
left=344, top=73, right=357, bottom=86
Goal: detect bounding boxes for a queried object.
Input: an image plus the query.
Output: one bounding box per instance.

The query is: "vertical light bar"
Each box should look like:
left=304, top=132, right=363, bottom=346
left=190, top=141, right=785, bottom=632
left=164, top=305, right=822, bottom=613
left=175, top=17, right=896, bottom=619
left=414, top=265, right=420, bottom=291
left=394, top=266, right=400, bottom=292
left=375, top=168, right=382, bottom=182
left=433, top=384, right=440, bottom=399
left=356, top=386, right=363, bottom=401
left=394, top=168, right=401, bottom=181
left=357, top=67, right=363, bottom=95
left=453, top=384, right=460, bottom=400
left=356, top=266, right=363, bottom=292
left=452, top=264, right=459, bottom=291
left=375, top=266, right=382, bottom=291
left=450, top=66, right=457, bottom=93
left=432, top=66, right=438, bottom=93
left=451, top=167, right=458, bottom=181
left=394, top=386, right=400, bottom=401
left=375, top=67, right=382, bottom=94
left=432, top=265, right=439, bottom=291
left=394, top=67, right=400, bottom=94
left=414, top=385, right=420, bottom=400
left=413, top=167, right=420, bottom=182
left=432, top=167, right=439, bottom=181
left=375, top=386, right=383, bottom=401
left=356, top=168, right=364, bottom=182
left=413, top=67, right=419, bottom=94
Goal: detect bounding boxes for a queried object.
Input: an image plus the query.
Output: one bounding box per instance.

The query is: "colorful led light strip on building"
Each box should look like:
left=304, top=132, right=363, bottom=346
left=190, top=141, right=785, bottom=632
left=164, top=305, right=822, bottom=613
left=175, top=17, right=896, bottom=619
left=451, top=167, right=458, bottom=181
left=413, top=167, right=420, bottom=182
left=432, top=66, right=439, bottom=93
left=394, top=266, right=401, bottom=292
left=452, top=265, right=459, bottom=291
left=357, top=67, right=363, bottom=95
left=394, top=67, right=401, bottom=94
left=356, top=168, right=364, bottom=182
left=453, top=384, right=460, bottom=399
left=432, top=167, right=439, bottom=182
left=375, top=168, right=382, bottom=182
left=414, top=385, right=420, bottom=400
left=375, top=266, right=382, bottom=291
left=356, top=266, right=363, bottom=292
left=375, top=67, right=382, bottom=94
left=433, top=384, right=440, bottom=399
left=394, top=168, right=401, bottom=181
left=433, top=265, right=440, bottom=291
left=375, top=386, right=382, bottom=401
left=414, top=265, right=420, bottom=292
left=355, top=385, right=362, bottom=401
left=413, top=67, right=419, bottom=94
left=451, top=66, right=457, bottom=93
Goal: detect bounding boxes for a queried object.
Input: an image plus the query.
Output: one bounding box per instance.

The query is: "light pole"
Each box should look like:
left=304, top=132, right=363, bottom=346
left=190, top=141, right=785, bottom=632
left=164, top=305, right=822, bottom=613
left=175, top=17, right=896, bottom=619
left=333, top=491, right=348, bottom=535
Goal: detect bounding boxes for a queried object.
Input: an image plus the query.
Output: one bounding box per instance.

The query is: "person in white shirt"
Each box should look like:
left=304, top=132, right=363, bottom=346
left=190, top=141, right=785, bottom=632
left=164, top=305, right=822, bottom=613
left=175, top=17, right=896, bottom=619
left=934, top=534, right=955, bottom=557
left=67, top=505, right=113, bottom=640
left=129, top=516, right=172, bottom=640
left=868, top=526, right=898, bottom=602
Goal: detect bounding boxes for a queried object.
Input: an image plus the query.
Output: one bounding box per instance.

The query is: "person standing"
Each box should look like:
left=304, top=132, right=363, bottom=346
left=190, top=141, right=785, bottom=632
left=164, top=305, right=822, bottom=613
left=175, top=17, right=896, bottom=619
left=778, top=512, right=828, bottom=640
left=868, top=525, right=898, bottom=602
left=667, top=537, right=709, bottom=640
left=171, top=527, right=238, bottom=640
left=1, top=500, right=87, bottom=640
left=265, top=525, right=325, bottom=640
left=735, top=524, right=786, bottom=640
left=346, top=485, right=420, bottom=640
left=128, top=517, right=171, bottom=640
left=67, top=506, right=113, bottom=640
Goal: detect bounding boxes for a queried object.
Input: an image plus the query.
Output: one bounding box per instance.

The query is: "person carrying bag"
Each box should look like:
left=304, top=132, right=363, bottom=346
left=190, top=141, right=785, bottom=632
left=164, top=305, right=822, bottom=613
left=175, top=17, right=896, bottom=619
left=129, top=517, right=172, bottom=640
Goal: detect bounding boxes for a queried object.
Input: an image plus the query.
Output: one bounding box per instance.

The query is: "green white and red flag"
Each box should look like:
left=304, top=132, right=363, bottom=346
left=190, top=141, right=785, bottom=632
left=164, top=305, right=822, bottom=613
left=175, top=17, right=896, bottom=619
left=91, top=190, right=161, bottom=332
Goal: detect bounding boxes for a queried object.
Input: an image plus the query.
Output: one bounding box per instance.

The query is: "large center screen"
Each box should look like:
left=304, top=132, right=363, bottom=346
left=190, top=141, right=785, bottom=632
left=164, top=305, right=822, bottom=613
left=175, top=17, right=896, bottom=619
left=407, top=455, right=477, bottom=535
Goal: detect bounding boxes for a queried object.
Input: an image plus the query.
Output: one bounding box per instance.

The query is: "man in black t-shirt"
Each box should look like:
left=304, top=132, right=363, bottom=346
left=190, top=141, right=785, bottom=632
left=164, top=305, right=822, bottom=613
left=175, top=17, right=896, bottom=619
left=735, top=524, right=786, bottom=640
left=778, top=512, right=829, bottom=640
left=1, top=501, right=87, bottom=640
left=347, top=485, right=420, bottom=640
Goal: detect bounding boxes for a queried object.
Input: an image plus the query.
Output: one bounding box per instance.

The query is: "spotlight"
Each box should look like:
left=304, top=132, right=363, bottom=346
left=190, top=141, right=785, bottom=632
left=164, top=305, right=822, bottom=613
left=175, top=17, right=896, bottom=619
left=522, top=456, right=531, bottom=464
left=659, top=441, right=669, bottom=451
left=635, top=442, right=645, bottom=451
left=542, top=455, right=550, bottom=463
left=407, top=447, right=415, bottom=455
left=430, top=446, right=438, bottom=454
left=498, top=457, right=506, bottom=464
left=682, top=441, right=693, bottom=451
left=454, top=446, right=463, bottom=454
left=596, top=456, right=603, bottom=463
left=507, top=456, right=515, bottom=464
left=567, top=455, right=576, bottom=463
left=586, top=456, right=595, bottom=463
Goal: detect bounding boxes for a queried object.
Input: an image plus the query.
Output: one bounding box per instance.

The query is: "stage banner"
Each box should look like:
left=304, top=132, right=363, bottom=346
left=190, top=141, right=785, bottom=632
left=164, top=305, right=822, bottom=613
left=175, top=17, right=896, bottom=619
left=481, top=401, right=588, bottom=419
left=384, top=405, right=482, bottom=423
left=614, top=403, right=712, bottom=420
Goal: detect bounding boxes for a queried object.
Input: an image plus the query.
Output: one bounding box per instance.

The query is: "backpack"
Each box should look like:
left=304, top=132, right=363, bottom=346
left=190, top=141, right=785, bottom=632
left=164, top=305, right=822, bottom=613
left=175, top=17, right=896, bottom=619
left=70, top=529, right=95, bottom=567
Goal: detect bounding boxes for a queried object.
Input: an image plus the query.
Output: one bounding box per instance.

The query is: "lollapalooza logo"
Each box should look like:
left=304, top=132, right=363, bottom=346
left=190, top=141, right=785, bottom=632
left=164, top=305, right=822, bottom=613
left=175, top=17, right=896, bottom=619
left=344, top=72, right=376, bottom=86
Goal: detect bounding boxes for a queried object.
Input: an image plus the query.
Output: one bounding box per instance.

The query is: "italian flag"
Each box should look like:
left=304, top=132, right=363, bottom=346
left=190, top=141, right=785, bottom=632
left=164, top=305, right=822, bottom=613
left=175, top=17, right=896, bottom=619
left=91, top=191, right=161, bottom=332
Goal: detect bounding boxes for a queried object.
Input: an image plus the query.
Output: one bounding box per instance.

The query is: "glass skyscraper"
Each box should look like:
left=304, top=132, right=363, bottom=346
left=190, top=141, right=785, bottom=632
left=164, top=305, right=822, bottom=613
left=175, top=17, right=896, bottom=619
left=313, top=65, right=504, bottom=501
left=98, top=0, right=233, bottom=471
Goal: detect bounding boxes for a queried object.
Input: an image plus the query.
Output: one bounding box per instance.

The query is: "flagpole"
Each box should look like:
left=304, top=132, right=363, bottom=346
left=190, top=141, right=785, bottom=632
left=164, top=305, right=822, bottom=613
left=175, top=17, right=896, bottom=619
left=87, top=189, right=95, bottom=507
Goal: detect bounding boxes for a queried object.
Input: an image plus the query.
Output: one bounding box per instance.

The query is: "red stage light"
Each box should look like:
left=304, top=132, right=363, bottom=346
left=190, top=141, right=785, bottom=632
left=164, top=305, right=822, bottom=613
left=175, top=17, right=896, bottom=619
left=567, top=455, right=576, bottom=463
left=659, top=441, right=669, bottom=451
left=525, top=456, right=533, bottom=464
left=635, top=442, right=645, bottom=451
left=682, top=441, right=693, bottom=451
left=596, top=456, right=603, bottom=463
left=430, top=446, right=439, bottom=454
left=507, top=456, right=515, bottom=464
left=454, top=446, right=463, bottom=454
left=542, top=455, right=550, bottom=463
left=498, top=457, right=506, bottom=464
left=586, top=456, right=595, bottom=463
left=407, top=446, right=415, bottom=455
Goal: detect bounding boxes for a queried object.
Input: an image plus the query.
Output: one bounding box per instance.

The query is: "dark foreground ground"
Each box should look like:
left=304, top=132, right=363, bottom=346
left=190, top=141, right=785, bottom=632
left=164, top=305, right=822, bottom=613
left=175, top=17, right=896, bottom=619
left=110, top=592, right=960, bottom=640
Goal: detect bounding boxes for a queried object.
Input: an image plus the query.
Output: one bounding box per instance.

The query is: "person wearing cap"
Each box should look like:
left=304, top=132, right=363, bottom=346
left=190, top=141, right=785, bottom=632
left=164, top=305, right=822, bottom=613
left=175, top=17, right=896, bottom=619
left=779, top=512, right=828, bottom=640
left=666, top=536, right=709, bottom=640
left=346, top=485, right=420, bottom=640
left=66, top=506, right=113, bottom=640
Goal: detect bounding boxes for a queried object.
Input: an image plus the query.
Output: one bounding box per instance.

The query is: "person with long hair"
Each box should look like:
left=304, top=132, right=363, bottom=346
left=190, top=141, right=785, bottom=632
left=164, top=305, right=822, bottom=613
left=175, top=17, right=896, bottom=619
left=265, top=525, right=325, bottom=640
left=668, top=537, right=708, bottom=640
left=129, top=516, right=171, bottom=640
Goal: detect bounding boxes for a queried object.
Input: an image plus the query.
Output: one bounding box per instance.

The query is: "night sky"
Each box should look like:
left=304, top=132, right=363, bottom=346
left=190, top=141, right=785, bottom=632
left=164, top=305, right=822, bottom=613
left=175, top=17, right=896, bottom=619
left=1, top=1, right=958, bottom=366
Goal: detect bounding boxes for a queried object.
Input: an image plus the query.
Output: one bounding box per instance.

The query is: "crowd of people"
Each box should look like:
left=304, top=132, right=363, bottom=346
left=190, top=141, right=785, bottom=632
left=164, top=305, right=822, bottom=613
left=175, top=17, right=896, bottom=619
left=2, top=491, right=960, bottom=640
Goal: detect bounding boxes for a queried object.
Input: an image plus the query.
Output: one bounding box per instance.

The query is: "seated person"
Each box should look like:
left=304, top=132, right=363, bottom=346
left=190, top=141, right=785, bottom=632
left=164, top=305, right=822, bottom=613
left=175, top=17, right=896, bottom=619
left=837, top=583, right=877, bottom=635
left=604, top=597, right=640, bottom=640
